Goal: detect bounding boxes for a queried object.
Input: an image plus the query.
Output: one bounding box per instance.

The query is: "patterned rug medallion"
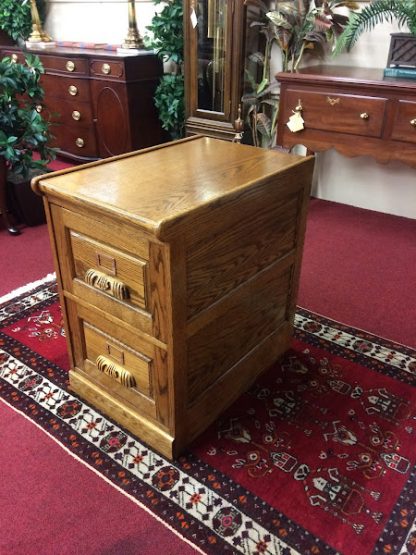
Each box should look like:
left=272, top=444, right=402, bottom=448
left=1, top=279, right=415, bottom=555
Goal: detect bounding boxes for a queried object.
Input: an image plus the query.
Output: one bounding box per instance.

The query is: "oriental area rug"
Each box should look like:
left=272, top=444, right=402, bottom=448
left=1, top=277, right=415, bottom=555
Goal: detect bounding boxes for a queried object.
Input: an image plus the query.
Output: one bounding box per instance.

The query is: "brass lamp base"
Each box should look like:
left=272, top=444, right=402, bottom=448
left=122, top=28, right=144, bottom=50
left=27, top=0, right=53, bottom=43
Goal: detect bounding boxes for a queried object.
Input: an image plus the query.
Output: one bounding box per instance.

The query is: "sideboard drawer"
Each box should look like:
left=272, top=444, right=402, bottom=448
left=90, top=59, right=125, bottom=79
left=391, top=100, right=416, bottom=144
left=42, top=98, right=94, bottom=127
left=41, top=74, right=90, bottom=102
left=51, top=124, right=98, bottom=157
left=37, top=54, right=89, bottom=75
left=285, top=89, right=387, bottom=137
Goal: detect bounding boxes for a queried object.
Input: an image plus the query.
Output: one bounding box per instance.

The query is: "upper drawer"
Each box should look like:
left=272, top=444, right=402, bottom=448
left=90, top=59, right=125, bottom=80
left=391, top=100, right=416, bottom=144
left=49, top=206, right=158, bottom=338
left=41, top=74, right=90, bottom=102
left=284, top=89, right=387, bottom=138
left=40, top=97, right=94, bottom=127
left=39, top=54, right=89, bottom=75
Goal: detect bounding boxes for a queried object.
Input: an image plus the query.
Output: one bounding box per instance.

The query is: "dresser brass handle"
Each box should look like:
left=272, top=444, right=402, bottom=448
left=72, top=110, right=81, bottom=121
left=68, top=85, right=78, bottom=96
left=11, top=53, right=18, bottom=63
left=75, top=137, right=85, bottom=148
left=36, top=104, right=43, bottom=113
left=410, top=118, right=416, bottom=127
left=66, top=60, right=75, bottom=72
left=101, top=63, right=111, bottom=75
left=96, top=355, right=136, bottom=388
left=85, top=268, right=129, bottom=300
left=360, top=112, right=369, bottom=120
left=327, top=97, right=340, bottom=107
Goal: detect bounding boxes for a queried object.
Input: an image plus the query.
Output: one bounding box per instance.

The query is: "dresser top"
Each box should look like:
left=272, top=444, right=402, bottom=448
left=277, top=65, right=416, bottom=92
left=34, top=136, right=312, bottom=238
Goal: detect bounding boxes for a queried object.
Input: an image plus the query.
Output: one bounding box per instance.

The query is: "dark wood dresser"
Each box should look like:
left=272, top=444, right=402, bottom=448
left=33, top=136, right=314, bottom=458
left=2, top=46, right=165, bottom=161
left=276, top=65, right=416, bottom=168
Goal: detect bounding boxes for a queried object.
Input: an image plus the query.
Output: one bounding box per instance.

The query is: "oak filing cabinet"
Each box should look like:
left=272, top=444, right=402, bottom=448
left=33, top=136, right=314, bottom=458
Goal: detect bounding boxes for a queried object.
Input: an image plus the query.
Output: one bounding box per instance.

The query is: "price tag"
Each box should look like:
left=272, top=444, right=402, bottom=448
left=190, top=8, right=198, bottom=28
left=286, top=111, right=305, bottom=133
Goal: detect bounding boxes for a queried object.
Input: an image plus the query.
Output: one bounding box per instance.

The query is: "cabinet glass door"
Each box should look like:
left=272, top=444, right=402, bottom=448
left=196, top=0, right=230, bottom=115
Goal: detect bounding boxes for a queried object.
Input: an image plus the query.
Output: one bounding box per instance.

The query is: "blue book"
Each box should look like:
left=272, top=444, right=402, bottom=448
left=384, top=67, right=416, bottom=80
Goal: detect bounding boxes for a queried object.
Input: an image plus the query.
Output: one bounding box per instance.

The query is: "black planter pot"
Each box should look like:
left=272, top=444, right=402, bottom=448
left=387, top=33, right=416, bottom=68
left=7, top=172, right=46, bottom=226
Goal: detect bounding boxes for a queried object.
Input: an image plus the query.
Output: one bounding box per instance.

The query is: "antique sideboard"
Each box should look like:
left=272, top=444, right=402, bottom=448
left=33, top=136, right=314, bottom=458
left=2, top=45, right=165, bottom=162
left=276, top=65, right=416, bottom=168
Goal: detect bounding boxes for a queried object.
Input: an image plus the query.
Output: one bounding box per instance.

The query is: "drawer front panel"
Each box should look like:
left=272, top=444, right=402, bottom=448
left=70, top=231, right=148, bottom=311
left=42, top=98, right=94, bottom=127
left=40, top=55, right=89, bottom=75
left=391, top=100, right=416, bottom=144
left=41, top=74, right=90, bottom=102
left=285, top=89, right=387, bottom=137
left=83, top=322, right=152, bottom=397
left=51, top=124, right=98, bottom=158
left=90, top=59, right=125, bottom=79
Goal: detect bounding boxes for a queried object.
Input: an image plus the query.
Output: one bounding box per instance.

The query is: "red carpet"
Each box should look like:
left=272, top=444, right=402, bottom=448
left=1, top=280, right=415, bottom=554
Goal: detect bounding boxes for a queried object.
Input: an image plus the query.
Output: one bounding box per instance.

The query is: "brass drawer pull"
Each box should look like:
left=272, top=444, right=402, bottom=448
left=85, top=268, right=129, bottom=300
left=102, top=63, right=111, bottom=75
left=68, top=85, right=78, bottom=96
left=75, top=137, right=85, bottom=148
left=36, top=104, right=43, bottom=113
left=11, top=53, right=18, bottom=63
left=360, top=112, right=369, bottom=120
left=66, top=60, right=75, bottom=72
left=327, top=97, right=340, bottom=107
left=96, top=355, right=136, bottom=388
left=410, top=118, right=416, bottom=127
left=72, top=110, right=81, bottom=121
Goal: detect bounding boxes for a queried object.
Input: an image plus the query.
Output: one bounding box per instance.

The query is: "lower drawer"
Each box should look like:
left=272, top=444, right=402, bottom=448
left=67, top=300, right=162, bottom=421
left=51, top=124, right=98, bottom=158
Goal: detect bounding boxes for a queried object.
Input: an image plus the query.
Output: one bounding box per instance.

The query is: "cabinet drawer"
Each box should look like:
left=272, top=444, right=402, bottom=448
left=40, top=54, right=89, bottom=75
left=40, top=98, right=94, bottom=127
left=285, top=89, right=387, bottom=137
left=391, top=100, right=416, bottom=144
left=70, top=230, right=148, bottom=311
left=41, top=74, right=90, bottom=102
left=90, top=59, right=125, bottom=79
left=51, top=124, right=98, bottom=158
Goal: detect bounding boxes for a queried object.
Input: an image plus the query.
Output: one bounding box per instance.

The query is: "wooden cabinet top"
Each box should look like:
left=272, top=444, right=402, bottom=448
left=277, top=65, right=416, bottom=93
left=34, top=136, right=312, bottom=238
left=16, top=44, right=156, bottom=61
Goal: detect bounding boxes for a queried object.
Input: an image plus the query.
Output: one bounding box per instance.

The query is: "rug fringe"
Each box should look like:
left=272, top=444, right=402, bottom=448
left=0, top=273, right=56, bottom=306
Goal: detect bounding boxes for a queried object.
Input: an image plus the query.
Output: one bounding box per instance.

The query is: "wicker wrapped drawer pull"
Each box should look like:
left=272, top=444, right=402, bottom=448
left=85, top=268, right=129, bottom=300
left=96, top=355, right=136, bottom=388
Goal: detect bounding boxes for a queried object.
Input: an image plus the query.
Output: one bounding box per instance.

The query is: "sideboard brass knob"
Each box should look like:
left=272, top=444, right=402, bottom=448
left=66, top=60, right=75, bottom=72
left=75, top=137, right=85, bottom=148
left=72, top=110, right=81, bottom=121
left=102, top=63, right=111, bottom=75
left=360, top=112, right=369, bottom=120
left=410, top=118, right=416, bottom=127
left=36, top=104, right=43, bottom=113
left=11, top=53, right=18, bottom=63
left=68, top=85, right=78, bottom=96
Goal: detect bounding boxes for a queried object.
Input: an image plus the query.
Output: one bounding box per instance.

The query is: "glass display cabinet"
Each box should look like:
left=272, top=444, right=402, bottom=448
left=184, top=0, right=247, bottom=140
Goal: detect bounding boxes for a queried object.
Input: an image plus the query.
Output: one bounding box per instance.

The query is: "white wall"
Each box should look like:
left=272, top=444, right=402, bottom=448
left=43, top=2, right=416, bottom=218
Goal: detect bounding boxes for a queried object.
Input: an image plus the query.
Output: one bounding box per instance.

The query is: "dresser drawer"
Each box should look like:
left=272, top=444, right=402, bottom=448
left=51, top=124, right=98, bottom=158
left=90, top=59, right=125, bottom=79
left=39, top=54, right=88, bottom=75
left=285, top=89, right=387, bottom=137
left=41, top=74, right=90, bottom=102
left=69, top=230, right=148, bottom=311
left=41, top=98, right=94, bottom=127
left=391, top=100, right=416, bottom=144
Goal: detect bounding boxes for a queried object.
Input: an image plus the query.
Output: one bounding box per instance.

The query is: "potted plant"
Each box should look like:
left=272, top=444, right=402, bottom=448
left=0, top=53, right=55, bottom=235
left=242, top=0, right=359, bottom=148
left=335, top=0, right=416, bottom=66
left=0, top=0, right=47, bottom=44
left=144, top=0, right=185, bottom=140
